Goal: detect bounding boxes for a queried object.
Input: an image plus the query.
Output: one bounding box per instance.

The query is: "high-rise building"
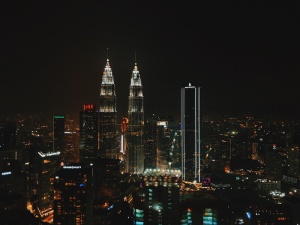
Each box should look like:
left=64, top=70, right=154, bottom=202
left=53, top=163, right=93, bottom=225
left=0, top=121, right=16, bottom=150
left=287, top=145, right=300, bottom=183
left=36, top=150, right=61, bottom=219
left=168, top=121, right=181, bottom=170
left=132, top=172, right=181, bottom=225
left=264, top=144, right=283, bottom=181
left=53, top=115, right=65, bottom=161
left=80, top=104, right=98, bottom=165
left=126, top=63, right=144, bottom=174
left=144, top=115, right=159, bottom=170
left=93, top=157, right=121, bottom=201
left=157, top=120, right=171, bottom=170
left=0, top=159, right=25, bottom=198
left=0, top=160, right=27, bottom=224
left=120, top=117, right=129, bottom=172
left=181, top=83, right=201, bottom=182
left=99, top=58, right=118, bottom=159
left=64, top=115, right=79, bottom=163
left=0, top=121, right=23, bottom=168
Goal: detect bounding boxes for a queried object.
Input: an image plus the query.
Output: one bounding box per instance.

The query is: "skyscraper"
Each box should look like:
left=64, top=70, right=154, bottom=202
left=126, top=63, right=144, bottom=174
left=132, top=173, right=181, bottom=225
left=120, top=117, right=128, bottom=172
left=99, top=58, right=118, bottom=159
left=53, top=163, right=93, bottom=225
left=144, top=115, right=159, bottom=170
left=80, top=104, right=98, bottom=165
left=181, top=83, right=201, bottom=182
left=0, top=121, right=16, bottom=150
left=93, top=157, right=121, bottom=201
left=0, top=121, right=22, bottom=163
left=53, top=115, right=65, bottom=161
left=36, top=150, right=61, bottom=219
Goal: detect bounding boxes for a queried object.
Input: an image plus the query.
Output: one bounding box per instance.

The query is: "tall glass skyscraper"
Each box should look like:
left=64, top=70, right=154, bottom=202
left=126, top=63, right=144, bottom=174
left=53, top=115, right=65, bottom=162
left=80, top=104, right=98, bottom=165
left=0, top=121, right=16, bottom=150
left=53, top=163, right=93, bottom=225
left=181, top=83, right=201, bottom=182
left=99, top=58, right=118, bottom=159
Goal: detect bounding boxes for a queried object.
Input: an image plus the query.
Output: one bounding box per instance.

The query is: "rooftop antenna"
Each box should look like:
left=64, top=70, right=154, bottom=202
left=135, top=51, right=137, bottom=66
left=107, top=48, right=109, bottom=60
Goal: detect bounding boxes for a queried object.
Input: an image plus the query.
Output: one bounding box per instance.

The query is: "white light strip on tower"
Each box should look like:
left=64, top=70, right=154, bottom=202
left=38, top=151, right=60, bottom=158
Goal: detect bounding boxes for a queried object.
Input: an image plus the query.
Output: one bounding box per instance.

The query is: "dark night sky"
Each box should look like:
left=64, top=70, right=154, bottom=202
left=1, top=1, right=300, bottom=121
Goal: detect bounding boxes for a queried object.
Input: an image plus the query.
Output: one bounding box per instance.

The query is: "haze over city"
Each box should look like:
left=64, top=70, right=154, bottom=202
left=2, top=2, right=300, bottom=224
left=1, top=1, right=299, bottom=121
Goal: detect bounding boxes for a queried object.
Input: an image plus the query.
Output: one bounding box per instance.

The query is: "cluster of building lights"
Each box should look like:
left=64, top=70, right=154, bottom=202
left=144, top=168, right=181, bottom=176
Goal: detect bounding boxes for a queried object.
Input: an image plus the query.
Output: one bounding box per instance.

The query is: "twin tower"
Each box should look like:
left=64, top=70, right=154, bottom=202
left=98, top=58, right=144, bottom=174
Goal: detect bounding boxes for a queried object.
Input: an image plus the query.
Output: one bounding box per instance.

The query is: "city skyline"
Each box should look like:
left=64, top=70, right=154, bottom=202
left=1, top=1, right=300, bottom=120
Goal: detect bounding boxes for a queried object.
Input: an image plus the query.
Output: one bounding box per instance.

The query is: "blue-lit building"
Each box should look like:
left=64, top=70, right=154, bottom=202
left=133, top=172, right=181, bottom=225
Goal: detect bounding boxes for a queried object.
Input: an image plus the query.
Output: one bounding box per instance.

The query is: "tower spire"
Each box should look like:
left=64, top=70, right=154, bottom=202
left=106, top=48, right=109, bottom=63
left=134, top=52, right=138, bottom=71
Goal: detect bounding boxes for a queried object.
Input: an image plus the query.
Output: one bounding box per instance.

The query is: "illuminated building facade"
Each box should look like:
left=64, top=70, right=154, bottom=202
left=0, top=121, right=16, bottom=150
left=0, top=161, right=27, bottom=224
left=80, top=104, right=98, bottom=165
left=168, top=121, right=181, bottom=170
left=144, top=115, right=158, bottom=170
left=120, top=117, right=128, bottom=172
left=133, top=174, right=181, bottom=225
left=53, top=163, right=93, bottom=225
left=264, top=144, right=283, bottom=181
left=64, top=116, right=79, bottom=163
left=247, top=204, right=292, bottom=224
left=93, top=157, right=121, bottom=201
left=286, top=146, right=300, bottom=183
left=36, top=151, right=60, bottom=219
left=144, top=115, right=173, bottom=171
left=0, top=160, right=25, bottom=197
left=126, top=63, right=144, bottom=174
left=99, top=59, right=118, bottom=159
left=53, top=115, right=65, bottom=161
left=181, top=83, right=201, bottom=182
left=157, top=120, right=171, bottom=170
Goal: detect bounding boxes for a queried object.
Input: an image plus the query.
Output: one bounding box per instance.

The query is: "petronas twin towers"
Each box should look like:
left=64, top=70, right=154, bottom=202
left=98, top=57, right=144, bottom=174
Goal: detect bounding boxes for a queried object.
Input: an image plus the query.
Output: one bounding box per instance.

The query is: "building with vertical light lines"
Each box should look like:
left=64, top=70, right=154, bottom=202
left=181, top=83, right=201, bottom=182
left=99, top=58, right=118, bottom=159
left=126, top=63, right=144, bottom=174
